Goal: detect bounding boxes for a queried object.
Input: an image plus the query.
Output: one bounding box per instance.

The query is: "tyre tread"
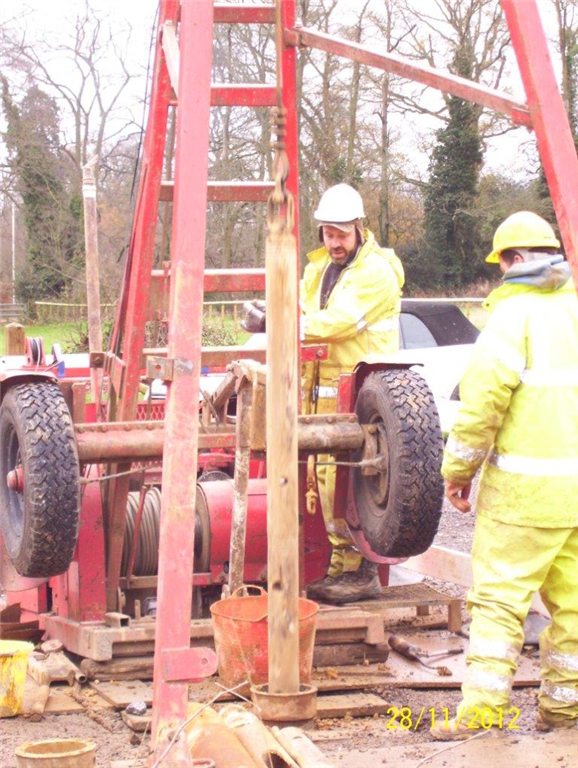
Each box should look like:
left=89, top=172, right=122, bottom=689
left=0, top=381, right=80, bottom=577
left=354, top=369, right=444, bottom=557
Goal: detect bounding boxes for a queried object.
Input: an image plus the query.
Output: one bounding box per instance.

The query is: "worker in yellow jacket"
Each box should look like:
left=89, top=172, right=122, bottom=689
left=301, top=184, right=405, bottom=603
left=432, top=211, right=578, bottom=739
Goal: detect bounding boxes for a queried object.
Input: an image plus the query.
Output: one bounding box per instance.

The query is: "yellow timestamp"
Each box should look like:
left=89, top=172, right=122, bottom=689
left=385, top=706, right=521, bottom=730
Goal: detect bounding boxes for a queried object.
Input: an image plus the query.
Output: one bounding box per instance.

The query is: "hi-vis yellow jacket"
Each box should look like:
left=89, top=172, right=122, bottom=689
left=301, top=229, right=404, bottom=412
left=442, top=261, right=578, bottom=528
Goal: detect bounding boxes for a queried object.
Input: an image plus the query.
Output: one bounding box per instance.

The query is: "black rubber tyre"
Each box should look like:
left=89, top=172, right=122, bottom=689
left=0, top=381, right=81, bottom=577
left=352, top=369, right=444, bottom=558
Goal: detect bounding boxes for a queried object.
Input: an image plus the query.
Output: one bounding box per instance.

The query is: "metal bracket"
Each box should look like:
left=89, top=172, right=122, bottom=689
left=89, top=351, right=105, bottom=369
left=161, top=646, right=218, bottom=683
left=147, top=355, right=174, bottom=381
left=146, top=356, right=195, bottom=382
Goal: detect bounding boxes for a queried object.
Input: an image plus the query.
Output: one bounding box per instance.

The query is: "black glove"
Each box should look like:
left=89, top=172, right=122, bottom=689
left=241, top=299, right=266, bottom=333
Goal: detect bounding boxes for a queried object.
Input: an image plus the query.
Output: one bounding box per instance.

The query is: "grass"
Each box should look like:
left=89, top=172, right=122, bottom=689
left=459, top=304, right=489, bottom=331
left=0, top=323, right=79, bottom=356
left=1, top=319, right=250, bottom=356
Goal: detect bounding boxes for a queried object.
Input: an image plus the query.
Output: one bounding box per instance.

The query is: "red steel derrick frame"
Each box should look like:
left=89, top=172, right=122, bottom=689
left=33, top=0, right=572, bottom=755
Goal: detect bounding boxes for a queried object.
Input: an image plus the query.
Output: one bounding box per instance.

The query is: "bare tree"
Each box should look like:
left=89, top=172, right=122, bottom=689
left=552, top=0, right=578, bottom=142
left=4, top=0, right=138, bottom=185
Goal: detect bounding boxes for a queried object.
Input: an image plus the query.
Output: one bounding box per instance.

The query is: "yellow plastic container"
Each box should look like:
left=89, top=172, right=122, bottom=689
left=0, top=640, right=34, bottom=718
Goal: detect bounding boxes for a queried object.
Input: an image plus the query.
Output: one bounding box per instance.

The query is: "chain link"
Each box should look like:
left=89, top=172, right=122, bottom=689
left=267, top=106, right=295, bottom=235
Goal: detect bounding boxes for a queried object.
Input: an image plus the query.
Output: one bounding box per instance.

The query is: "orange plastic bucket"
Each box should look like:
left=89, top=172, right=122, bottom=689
left=210, top=586, right=318, bottom=687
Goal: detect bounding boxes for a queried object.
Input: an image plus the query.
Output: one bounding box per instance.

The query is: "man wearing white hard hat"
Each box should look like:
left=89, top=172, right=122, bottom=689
left=301, top=183, right=405, bottom=603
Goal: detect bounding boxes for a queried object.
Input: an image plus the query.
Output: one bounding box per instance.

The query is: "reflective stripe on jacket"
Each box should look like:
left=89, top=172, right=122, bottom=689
left=442, top=276, right=578, bottom=528
left=301, top=229, right=404, bottom=407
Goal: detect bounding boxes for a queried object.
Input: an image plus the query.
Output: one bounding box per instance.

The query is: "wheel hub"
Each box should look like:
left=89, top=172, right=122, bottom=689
left=7, top=466, right=24, bottom=493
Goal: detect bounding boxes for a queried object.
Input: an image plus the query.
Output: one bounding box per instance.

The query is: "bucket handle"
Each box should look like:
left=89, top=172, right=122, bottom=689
left=228, top=585, right=269, bottom=623
left=230, top=585, right=267, bottom=599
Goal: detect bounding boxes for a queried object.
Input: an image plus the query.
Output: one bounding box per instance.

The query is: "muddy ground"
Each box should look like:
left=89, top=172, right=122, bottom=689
left=2, top=480, right=569, bottom=767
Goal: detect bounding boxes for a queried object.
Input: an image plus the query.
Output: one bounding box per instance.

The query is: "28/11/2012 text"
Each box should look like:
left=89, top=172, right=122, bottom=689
left=385, top=706, right=521, bottom=730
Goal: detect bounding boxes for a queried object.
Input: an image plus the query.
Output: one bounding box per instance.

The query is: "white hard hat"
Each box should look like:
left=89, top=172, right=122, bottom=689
left=314, top=183, right=365, bottom=224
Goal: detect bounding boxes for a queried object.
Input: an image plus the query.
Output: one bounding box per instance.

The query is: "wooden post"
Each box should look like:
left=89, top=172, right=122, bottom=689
left=228, top=375, right=253, bottom=594
left=4, top=323, right=26, bottom=355
left=82, top=157, right=104, bottom=404
left=266, top=227, right=300, bottom=695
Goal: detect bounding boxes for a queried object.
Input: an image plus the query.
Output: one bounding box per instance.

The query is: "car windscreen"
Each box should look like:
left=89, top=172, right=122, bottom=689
left=400, top=301, right=480, bottom=347
left=400, top=313, right=437, bottom=349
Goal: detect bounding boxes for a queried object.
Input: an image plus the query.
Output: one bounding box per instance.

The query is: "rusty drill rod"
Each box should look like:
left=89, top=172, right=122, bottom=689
left=76, top=415, right=365, bottom=463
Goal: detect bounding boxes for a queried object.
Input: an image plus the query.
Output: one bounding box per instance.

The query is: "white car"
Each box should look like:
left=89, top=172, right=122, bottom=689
left=396, top=300, right=479, bottom=434
left=244, top=300, right=480, bottom=434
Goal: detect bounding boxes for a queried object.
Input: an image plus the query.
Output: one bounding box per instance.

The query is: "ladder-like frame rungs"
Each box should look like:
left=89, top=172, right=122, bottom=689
left=213, top=3, right=275, bottom=24
left=160, top=180, right=274, bottom=202
left=211, top=84, right=277, bottom=107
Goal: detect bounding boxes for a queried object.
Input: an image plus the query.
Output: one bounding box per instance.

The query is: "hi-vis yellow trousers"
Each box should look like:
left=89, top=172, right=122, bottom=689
left=457, top=516, right=578, bottom=723
left=304, top=385, right=362, bottom=577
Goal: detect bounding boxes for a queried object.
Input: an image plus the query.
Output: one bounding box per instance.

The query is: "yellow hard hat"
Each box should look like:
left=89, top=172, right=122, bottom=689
left=486, top=211, right=561, bottom=263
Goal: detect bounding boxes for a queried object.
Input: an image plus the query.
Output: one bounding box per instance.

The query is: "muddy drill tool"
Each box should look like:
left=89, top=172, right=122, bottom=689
left=388, top=634, right=463, bottom=669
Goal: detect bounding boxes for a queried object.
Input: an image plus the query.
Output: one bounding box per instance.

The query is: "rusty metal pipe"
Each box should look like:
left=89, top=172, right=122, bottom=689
left=76, top=416, right=365, bottom=463
left=297, top=420, right=364, bottom=452
left=75, top=425, right=237, bottom=462
left=76, top=418, right=365, bottom=463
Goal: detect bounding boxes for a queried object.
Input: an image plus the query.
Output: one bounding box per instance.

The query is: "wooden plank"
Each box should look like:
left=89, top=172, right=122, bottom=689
left=90, top=668, right=390, bottom=710
left=384, top=633, right=540, bottom=688
left=90, top=680, right=153, bottom=709
left=121, top=710, right=151, bottom=732
left=20, top=677, right=112, bottom=716
left=404, top=546, right=549, bottom=616
left=316, top=692, right=389, bottom=719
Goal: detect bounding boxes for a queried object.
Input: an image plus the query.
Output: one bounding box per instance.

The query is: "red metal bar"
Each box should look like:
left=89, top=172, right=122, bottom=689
left=151, top=0, right=217, bottom=748
left=148, top=268, right=266, bottom=322
left=501, top=0, right=578, bottom=288
left=213, top=3, right=275, bottom=24
left=211, top=84, right=277, bottom=107
left=160, top=179, right=274, bottom=201
left=287, top=27, right=532, bottom=128
left=105, top=0, right=180, bottom=610
left=203, top=268, right=265, bottom=292
left=281, top=0, right=300, bottom=250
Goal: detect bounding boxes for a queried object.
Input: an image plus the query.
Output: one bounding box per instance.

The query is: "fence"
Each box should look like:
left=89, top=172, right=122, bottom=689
left=35, top=301, right=117, bottom=324
left=33, top=297, right=485, bottom=330
left=0, top=303, right=25, bottom=325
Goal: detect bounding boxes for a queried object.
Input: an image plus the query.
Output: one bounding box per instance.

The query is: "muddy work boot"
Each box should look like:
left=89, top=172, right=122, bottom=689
left=535, top=711, right=577, bottom=733
left=306, top=560, right=382, bottom=604
left=430, top=717, right=475, bottom=741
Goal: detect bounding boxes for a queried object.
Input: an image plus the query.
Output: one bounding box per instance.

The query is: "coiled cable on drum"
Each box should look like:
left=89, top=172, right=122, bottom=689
left=121, top=487, right=161, bottom=577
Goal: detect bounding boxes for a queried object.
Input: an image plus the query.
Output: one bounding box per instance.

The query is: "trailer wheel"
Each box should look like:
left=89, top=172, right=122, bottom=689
left=0, top=381, right=81, bottom=577
left=352, top=369, right=444, bottom=558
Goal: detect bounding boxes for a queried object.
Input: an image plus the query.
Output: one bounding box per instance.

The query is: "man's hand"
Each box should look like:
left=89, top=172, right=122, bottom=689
left=445, top=480, right=472, bottom=513
left=241, top=299, right=266, bottom=333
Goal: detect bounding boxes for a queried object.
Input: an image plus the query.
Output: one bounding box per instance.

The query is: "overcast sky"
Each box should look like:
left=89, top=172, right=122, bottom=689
left=0, top=0, right=563, bottom=181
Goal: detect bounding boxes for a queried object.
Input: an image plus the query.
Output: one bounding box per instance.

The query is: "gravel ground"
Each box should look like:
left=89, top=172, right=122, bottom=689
left=433, top=473, right=480, bottom=555
left=318, top=686, right=543, bottom=757
left=0, top=709, right=149, bottom=767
